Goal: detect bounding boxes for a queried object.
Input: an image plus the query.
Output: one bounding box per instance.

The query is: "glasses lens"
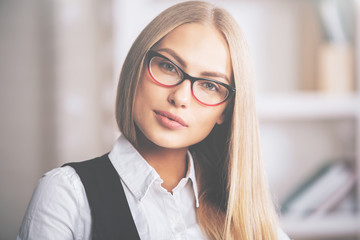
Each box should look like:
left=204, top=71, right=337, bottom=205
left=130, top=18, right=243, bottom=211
left=149, top=56, right=182, bottom=86
left=193, top=80, right=229, bottom=105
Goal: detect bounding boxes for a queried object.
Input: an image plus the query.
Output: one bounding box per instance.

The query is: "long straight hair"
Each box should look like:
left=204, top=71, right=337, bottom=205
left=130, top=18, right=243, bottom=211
left=115, top=1, right=279, bottom=239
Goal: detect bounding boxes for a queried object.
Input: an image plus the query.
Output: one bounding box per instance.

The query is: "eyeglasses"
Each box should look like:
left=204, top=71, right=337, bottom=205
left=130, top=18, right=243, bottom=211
left=146, top=50, right=235, bottom=106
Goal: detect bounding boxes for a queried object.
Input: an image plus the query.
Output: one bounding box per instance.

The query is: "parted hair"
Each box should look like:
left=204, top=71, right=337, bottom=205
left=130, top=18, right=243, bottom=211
left=115, top=1, right=279, bottom=239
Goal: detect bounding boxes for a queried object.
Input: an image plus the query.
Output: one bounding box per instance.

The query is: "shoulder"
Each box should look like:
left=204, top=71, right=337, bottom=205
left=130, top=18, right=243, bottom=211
left=17, top=166, right=91, bottom=239
left=38, top=166, right=84, bottom=197
left=278, top=228, right=291, bottom=240
left=44, top=165, right=80, bottom=182
left=23, top=165, right=87, bottom=219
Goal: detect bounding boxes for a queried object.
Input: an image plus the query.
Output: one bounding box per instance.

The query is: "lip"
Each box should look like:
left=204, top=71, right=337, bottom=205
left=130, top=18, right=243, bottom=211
left=154, top=110, right=188, bottom=129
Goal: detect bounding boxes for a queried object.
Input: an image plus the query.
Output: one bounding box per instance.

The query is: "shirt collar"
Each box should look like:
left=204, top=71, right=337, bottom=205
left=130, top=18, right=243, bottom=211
left=108, top=134, right=200, bottom=208
left=187, top=151, right=200, bottom=208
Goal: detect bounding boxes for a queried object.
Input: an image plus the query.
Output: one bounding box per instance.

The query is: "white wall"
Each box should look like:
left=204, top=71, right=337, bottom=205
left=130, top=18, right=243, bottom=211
left=53, top=0, right=116, bottom=165
left=0, top=0, right=47, bottom=239
left=0, top=0, right=115, bottom=238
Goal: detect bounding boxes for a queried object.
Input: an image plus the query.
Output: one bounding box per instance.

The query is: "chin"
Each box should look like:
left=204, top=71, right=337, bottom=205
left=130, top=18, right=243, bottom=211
left=136, top=124, right=211, bottom=150
left=150, top=135, right=190, bottom=149
left=150, top=131, right=211, bottom=150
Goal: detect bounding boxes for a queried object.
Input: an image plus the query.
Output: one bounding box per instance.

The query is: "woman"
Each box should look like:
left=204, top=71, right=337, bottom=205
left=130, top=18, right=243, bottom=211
left=18, top=1, right=289, bottom=239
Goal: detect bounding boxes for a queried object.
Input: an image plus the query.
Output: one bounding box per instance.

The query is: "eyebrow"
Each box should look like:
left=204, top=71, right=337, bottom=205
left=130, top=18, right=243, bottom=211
left=156, top=47, right=231, bottom=84
left=156, top=48, right=187, bottom=68
left=201, top=71, right=231, bottom=84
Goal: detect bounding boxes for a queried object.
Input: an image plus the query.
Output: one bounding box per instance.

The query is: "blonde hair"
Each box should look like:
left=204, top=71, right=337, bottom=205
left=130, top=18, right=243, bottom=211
left=115, top=1, right=279, bottom=239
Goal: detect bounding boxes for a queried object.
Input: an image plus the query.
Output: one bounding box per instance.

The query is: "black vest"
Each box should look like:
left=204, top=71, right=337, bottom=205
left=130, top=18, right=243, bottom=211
left=63, top=154, right=141, bottom=240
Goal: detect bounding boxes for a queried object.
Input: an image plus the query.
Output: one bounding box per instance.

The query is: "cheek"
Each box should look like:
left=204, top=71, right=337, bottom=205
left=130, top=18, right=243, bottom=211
left=192, top=108, right=225, bottom=135
left=133, top=76, right=166, bottom=127
left=134, top=78, right=154, bottom=111
left=133, top=80, right=152, bottom=129
left=136, top=74, right=167, bottom=104
left=133, top=85, right=145, bottom=118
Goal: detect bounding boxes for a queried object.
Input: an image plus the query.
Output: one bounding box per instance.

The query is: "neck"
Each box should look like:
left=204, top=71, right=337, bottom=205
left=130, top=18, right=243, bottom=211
left=135, top=134, right=188, bottom=193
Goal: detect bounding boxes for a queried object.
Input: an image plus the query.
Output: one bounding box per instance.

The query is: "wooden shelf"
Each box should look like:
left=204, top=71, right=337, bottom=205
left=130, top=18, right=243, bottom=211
left=257, top=92, right=360, bottom=120
left=281, top=214, right=360, bottom=239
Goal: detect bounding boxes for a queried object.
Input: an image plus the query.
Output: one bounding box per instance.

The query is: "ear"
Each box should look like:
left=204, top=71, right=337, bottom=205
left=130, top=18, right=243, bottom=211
left=216, top=113, right=225, bottom=125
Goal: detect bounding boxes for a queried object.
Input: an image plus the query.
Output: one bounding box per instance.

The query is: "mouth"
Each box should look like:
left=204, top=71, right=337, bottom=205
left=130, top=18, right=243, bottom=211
left=154, top=110, right=188, bottom=129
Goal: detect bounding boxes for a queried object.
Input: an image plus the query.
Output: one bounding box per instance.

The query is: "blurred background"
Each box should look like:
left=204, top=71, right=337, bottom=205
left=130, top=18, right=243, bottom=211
left=0, top=0, right=359, bottom=239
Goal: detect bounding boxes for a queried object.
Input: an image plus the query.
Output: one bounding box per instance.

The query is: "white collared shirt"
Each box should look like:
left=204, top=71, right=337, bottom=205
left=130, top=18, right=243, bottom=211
left=17, top=135, right=207, bottom=240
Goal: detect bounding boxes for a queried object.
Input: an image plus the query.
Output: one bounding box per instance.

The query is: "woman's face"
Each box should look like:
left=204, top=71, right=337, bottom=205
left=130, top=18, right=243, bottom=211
left=133, top=23, right=232, bottom=149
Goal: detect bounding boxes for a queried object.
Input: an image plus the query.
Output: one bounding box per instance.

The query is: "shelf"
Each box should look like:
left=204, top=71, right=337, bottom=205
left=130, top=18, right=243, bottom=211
left=257, top=92, right=360, bottom=120
left=281, top=214, right=360, bottom=239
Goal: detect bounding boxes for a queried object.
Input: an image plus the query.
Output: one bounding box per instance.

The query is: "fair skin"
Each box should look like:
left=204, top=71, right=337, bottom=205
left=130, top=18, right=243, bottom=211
left=133, top=23, right=232, bottom=192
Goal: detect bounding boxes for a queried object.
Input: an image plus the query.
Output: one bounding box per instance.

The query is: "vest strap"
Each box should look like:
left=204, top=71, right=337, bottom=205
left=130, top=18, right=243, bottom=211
left=63, top=154, right=140, bottom=240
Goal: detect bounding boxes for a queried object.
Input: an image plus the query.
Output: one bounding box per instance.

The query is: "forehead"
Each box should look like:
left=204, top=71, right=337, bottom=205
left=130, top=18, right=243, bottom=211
left=153, top=23, right=232, bottom=80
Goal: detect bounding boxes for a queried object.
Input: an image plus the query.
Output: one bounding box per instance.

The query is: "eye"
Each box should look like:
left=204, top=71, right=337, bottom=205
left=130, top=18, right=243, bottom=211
left=200, top=81, right=220, bottom=92
left=159, top=61, right=177, bottom=73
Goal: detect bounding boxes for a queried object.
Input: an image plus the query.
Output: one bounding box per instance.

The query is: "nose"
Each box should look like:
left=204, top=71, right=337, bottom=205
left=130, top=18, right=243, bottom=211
left=168, top=79, right=192, bottom=108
